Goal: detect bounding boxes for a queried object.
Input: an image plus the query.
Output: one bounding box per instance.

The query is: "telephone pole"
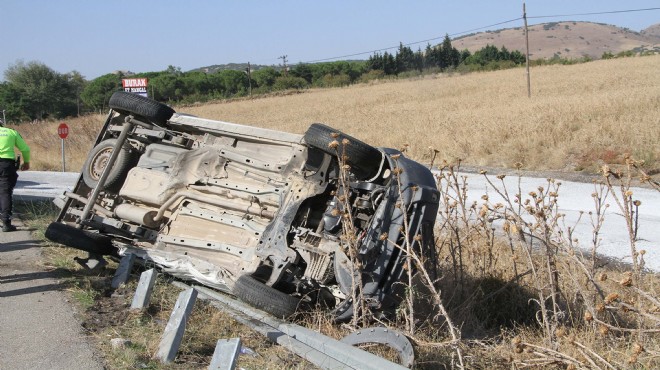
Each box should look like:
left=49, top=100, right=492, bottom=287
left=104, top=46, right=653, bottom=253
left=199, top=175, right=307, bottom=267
left=246, top=62, right=252, bottom=97
left=523, top=2, right=531, bottom=98
left=278, top=55, right=288, bottom=76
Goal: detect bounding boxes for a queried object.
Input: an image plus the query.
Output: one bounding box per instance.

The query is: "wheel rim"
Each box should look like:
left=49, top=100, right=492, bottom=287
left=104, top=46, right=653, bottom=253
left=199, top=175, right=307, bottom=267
left=89, top=147, right=113, bottom=181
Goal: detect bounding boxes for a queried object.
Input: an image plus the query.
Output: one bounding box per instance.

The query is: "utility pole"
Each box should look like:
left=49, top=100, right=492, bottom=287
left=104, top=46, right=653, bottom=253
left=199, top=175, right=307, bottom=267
left=523, top=2, right=531, bottom=98
left=246, top=62, right=252, bottom=97
left=278, top=55, right=288, bottom=76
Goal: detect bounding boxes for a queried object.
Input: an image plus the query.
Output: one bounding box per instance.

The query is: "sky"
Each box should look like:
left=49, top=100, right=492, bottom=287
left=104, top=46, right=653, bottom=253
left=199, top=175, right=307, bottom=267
left=1, top=1, right=658, bottom=80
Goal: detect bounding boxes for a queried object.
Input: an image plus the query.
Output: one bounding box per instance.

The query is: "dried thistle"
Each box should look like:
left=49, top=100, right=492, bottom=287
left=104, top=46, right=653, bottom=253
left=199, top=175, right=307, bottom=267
left=604, top=293, right=619, bottom=304
left=619, top=275, right=633, bottom=287
left=379, top=232, right=388, bottom=241
left=328, top=140, right=339, bottom=149
left=584, top=311, right=594, bottom=322
left=330, top=132, right=340, bottom=139
left=598, top=273, right=608, bottom=282
left=342, top=138, right=350, bottom=145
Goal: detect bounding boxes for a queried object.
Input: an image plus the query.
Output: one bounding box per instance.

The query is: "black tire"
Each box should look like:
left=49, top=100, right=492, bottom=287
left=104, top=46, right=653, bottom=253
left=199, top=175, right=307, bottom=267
left=109, top=91, right=175, bottom=126
left=232, top=275, right=300, bottom=319
left=304, top=123, right=382, bottom=180
left=45, top=222, right=116, bottom=256
left=82, top=139, right=139, bottom=192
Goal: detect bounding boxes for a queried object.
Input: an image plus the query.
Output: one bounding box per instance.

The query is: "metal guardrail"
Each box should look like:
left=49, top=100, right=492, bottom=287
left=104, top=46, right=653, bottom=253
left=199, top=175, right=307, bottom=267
left=171, top=281, right=409, bottom=370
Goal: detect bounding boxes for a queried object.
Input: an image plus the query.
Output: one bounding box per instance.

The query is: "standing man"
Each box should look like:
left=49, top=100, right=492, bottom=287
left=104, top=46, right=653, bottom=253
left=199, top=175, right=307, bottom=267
left=0, top=120, right=30, bottom=232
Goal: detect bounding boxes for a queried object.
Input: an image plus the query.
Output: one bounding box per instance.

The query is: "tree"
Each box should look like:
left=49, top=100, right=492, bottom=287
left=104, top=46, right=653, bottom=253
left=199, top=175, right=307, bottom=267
left=291, top=63, right=313, bottom=83
left=395, top=43, right=416, bottom=73
left=440, top=35, right=460, bottom=69
left=60, top=70, right=86, bottom=116
left=4, top=61, right=72, bottom=119
left=80, top=73, right=122, bottom=112
left=272, top=76, right=309, bottom=91
left=0, top=82, right=30, bottom=122
left=252, top=68, right=280, bottom=90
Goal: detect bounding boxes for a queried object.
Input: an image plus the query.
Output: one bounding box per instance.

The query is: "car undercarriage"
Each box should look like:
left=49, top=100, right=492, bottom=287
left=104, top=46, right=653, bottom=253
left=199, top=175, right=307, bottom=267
left=47, top=92, right=440, bottom=321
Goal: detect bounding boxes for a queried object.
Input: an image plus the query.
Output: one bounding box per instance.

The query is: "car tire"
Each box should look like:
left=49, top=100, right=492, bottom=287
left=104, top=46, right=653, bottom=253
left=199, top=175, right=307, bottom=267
left=304, top=123, right=382, bottom=180
left=45, top=222, right=116, bottom=256
left=82, top=139, right=139, bottom=192
left=232, top=275, right=300, bottom=319
left=109, top=91, right=175, bottom=126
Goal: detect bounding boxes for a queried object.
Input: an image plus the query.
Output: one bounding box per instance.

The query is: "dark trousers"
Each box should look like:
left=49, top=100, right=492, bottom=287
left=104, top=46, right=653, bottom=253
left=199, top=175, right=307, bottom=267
left=0, top=159, right=18, bottom=224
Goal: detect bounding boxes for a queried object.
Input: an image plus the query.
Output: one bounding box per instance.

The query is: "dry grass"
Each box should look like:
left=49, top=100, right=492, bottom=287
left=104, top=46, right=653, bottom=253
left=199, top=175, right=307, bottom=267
left=11, top=55, right=660, bottom=176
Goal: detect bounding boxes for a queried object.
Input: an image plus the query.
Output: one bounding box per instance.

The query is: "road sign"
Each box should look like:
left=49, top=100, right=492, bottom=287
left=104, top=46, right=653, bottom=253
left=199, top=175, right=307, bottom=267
left=58, top=123, right=69, bottom=139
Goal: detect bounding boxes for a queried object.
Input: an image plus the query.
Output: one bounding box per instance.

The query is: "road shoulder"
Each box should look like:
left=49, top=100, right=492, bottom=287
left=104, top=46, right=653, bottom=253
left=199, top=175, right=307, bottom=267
left=0, top=221, right=104, bottom=370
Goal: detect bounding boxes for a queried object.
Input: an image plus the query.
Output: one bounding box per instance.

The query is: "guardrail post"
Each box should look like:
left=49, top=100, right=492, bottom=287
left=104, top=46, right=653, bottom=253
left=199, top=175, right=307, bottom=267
left=156, top=287, right=198, bottom=363
left=208, top=338, right=242, bottom=370
left=130, top=268, right=157, bottom=310
left=111, top=254, right=136, bottom=288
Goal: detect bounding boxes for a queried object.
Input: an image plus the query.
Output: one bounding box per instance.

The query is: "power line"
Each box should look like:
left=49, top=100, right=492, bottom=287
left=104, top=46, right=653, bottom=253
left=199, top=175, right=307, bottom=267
left=288, top=6, right=660, bottom=66
left=528, top=7, right=660, bottom=19
left=304, top=17, right=522, bottom=64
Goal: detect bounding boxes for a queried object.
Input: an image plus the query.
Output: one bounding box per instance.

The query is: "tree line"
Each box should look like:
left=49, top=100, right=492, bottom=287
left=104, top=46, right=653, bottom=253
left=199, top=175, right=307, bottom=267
left=1, top=36, right=527, bottom=123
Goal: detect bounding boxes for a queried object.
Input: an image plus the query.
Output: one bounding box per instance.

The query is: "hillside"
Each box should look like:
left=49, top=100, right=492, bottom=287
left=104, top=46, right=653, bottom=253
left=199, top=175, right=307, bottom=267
left=453, top=21, right=660, bottom=60
left=188, top=62, right=273, bottom=74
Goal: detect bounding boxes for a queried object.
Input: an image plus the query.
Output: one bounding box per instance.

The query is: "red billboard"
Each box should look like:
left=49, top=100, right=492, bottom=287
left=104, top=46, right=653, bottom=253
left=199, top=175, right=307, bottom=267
left=122, top=78, right=148, bottom=97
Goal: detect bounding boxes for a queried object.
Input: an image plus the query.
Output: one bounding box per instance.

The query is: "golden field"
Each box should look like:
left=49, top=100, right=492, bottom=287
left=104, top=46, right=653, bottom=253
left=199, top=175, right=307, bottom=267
left=16, top=55, right=660, bottom=175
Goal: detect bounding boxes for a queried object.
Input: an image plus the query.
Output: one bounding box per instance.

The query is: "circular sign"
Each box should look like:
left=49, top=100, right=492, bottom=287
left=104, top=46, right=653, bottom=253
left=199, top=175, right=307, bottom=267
left=58, top=123, right=69, bottom=139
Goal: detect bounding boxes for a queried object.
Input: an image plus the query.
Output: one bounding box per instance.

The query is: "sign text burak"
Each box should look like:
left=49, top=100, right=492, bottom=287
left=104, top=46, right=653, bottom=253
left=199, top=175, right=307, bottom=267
left=122, top=78, right=149, bottom=97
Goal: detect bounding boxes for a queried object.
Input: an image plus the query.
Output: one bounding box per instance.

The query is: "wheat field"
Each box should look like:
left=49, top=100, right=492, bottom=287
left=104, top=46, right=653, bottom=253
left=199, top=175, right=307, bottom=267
left=16, top=55, right=660, bottom=174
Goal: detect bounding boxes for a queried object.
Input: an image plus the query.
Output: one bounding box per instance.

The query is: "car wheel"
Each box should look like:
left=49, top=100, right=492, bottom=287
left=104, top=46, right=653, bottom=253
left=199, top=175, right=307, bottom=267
left=108, top=91, right=175, bottom=126
left=232, top=275, right=300, bottom=319
left=304, top=123, right=382, bottom=180
left=45, top=222, right=116, bottom=256
left=82, top=139, right=139, bottom=192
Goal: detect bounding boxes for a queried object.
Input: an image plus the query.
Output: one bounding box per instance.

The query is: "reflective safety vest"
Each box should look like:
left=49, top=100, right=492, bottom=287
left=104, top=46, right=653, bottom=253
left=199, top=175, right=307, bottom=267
left=0, top=127, right=31, bottom=162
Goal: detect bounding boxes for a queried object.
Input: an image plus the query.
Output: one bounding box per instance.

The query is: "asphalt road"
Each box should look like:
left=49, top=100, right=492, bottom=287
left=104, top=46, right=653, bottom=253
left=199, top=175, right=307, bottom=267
left=0, top=222, right=104, bottom=370
left=14, top=170, right=660, bottom=271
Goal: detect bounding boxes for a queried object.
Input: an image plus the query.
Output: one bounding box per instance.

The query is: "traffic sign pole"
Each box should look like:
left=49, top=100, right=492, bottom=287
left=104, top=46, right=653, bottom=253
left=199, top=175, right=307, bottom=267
left=61, top=138, right=66, bottom=172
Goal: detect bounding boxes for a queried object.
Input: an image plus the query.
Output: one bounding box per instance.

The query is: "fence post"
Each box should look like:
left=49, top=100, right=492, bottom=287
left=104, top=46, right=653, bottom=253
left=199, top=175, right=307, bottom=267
left=111, top=254, right=136, bottom=288
left=130, top=268, right=158, bottom=310
left=156, top=288, right=198, bottom=363
left=208, top=338, right=242, bottom=370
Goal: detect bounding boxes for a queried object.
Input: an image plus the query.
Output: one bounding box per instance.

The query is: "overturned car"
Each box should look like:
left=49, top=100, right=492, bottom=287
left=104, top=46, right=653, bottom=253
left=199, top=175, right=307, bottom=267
left=47, top=92, right=440, bottom=321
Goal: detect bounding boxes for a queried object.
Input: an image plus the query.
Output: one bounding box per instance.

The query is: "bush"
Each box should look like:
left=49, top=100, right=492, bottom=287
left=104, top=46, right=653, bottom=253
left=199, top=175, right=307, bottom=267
left=272, top=76, right=309, bottom=91
left=358, top=69, right=386, bottom=83
left=314, top=73, right=351, bottom=88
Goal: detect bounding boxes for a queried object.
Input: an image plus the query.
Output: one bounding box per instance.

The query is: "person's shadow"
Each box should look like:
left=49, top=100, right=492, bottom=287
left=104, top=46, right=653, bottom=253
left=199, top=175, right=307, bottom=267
left=0, top=241, right=73, bottom=298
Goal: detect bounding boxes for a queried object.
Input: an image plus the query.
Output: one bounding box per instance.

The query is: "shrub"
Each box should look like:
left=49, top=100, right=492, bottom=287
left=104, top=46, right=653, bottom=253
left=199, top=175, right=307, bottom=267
left=272, top=76, right=309, bottom=91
